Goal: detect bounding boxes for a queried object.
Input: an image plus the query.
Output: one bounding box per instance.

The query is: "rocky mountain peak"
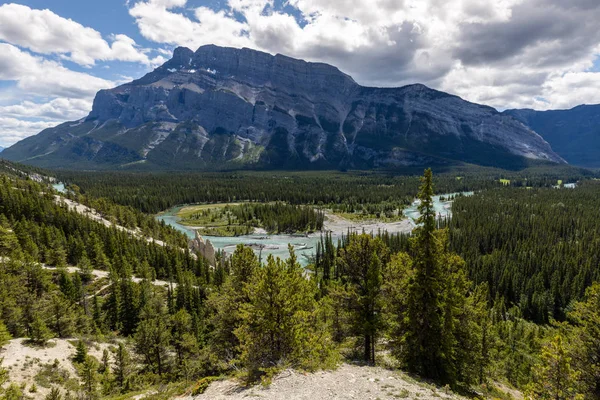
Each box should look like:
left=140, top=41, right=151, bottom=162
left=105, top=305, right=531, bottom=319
left=2, top=44, right=564, bottom=170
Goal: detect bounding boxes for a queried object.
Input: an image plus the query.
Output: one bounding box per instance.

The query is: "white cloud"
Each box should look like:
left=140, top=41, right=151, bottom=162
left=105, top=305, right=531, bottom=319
left=128, top=0, right=600, bottom=110
left=0, top=3, right=157, bottom=66
left=0, top=98, right=92, bottom=121
left=0, top=117, right=57, bottom=147
left=0, top=43, right=114, bottom=99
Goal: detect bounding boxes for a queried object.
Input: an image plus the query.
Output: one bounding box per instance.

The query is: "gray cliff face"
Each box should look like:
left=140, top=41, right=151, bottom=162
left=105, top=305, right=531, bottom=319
left=504, top=105, right=600, bottom=168
left=3, top=45, right=564, bottom=169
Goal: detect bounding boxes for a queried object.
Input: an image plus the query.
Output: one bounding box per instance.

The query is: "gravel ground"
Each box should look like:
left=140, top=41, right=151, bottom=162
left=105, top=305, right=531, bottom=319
left=188, top=364, right=464, bottom=400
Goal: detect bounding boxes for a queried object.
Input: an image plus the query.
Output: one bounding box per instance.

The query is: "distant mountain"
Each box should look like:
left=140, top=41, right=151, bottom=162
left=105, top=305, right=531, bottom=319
left=0, top=146, right=4, bottom=153
left=505, top=105, right=600, bottom=168
left=3, top=45, right=563, bottom=170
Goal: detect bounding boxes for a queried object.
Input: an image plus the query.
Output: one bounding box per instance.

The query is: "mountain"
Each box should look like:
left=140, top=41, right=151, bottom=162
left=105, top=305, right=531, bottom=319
left=3, top=45, right=564, bottom=170
left=0, top=146, right=4, bottom=153
left=505, top=105, right=600, bottom=168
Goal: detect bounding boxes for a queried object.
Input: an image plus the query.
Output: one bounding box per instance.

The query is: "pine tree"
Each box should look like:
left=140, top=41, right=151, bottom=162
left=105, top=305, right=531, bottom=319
left=113, top=342, right=131, bottom=391
left=29, top=315, right=52, bottom=345
left=569, top=282, right=600, bottom=397
left=236, top=249, right=335, bottom=380
left=527, top=335, right=581, bottom=400
left=45, top=387, right=62, bottom=400
left=100, top=349, right=110, bottom=374
left=79, top=356, right=98, bottom=399
left=337, top=233, right=390, bottom=363
left=50, top=293, right=75, bottom=338
left=171, top=309, right=198, bottom=369
left=395, top=169, right=483, bottom=385
left=78, top=251, right=94, bottom=283
left=74, top=340, right=87, bottom=364
left=208, top=244, right=259, bottom=365
left=403, top=168, right=446, bottom=379
left=134, top=297, right=171, bottom=376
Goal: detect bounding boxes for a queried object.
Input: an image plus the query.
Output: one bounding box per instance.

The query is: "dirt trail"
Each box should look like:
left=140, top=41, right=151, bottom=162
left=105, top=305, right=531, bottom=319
left=187, top=364, right=464, bottom=400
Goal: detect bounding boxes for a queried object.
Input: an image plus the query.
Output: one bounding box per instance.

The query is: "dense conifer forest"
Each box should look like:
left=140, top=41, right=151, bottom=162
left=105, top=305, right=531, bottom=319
left=1, top=161, right=599, bottom=399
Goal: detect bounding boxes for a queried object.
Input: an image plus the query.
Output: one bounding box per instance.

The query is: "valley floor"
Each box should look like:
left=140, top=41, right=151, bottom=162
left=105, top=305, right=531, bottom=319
left=187, top=364, right=464, bottom=400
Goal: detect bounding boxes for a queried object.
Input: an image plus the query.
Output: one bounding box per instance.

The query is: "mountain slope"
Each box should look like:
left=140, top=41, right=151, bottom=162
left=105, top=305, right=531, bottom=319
left=505, top=105, right=600, bottom=168
left=3, top=45, right=564, bottom=170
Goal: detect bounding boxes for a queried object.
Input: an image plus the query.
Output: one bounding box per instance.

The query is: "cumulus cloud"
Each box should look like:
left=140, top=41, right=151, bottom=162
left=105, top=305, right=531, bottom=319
left=128, top=0, right=600, bottom=110
left=0, top=43, right=114, bottom=98
left=0, top=98, right=92, bottom=121
left=0, top=117, right=57, bottom=146
left=0, top=3, right=162, bottom=66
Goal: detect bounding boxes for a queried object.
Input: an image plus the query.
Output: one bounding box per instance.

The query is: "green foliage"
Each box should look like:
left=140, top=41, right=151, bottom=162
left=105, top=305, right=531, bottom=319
left=526, top=335, right=582, bottom=400
left=235, top=249, right=336, bottom=380
left=336, top=234, right=390, bottom=363
left=387, top=169, right=489, bottom=385
left=448, top=182, right=600, bottom=322
left=191, top=376, right=219, bottom=395
left=113, top=343, right=132, bottom=391
left=0, top=321, right=11, bottom=348
left=73, top=340, right=87, bottom=364
left=45, top=387, right=63, bottom=400
left=568, top=282, right=600, bottom=397
left=134, top=297, right=172, bottom=376
left=56, top=165, right=592, bottom=214
left=29, top=314, right=52, bottom=345
left=180, top=202, right=324, bottom=235
left=78, top=356, right=99, bottom=399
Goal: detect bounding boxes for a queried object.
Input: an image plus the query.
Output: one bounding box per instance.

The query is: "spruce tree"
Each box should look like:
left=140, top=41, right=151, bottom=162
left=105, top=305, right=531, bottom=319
left=337, top=233, right=390, bottom=363
left=113, top=342, right=131, bottom=391
left=403, top=168, right=446, bottom=379
left=29, top=315, right=52, bottom=345
left=569, top=282, right=600, bottom=397
left=527, top=335, right=581, bottom=400
left=79, top=356, right=98, bottom=399
left=236, top=249, right=335, bottom=380
left=134, top=297, right=171, bottom=376
left=208, top=244, right=258, bottom=366
left=74, top=340, right=88, bottom=364
left=45, top=387, right=62, bottom=400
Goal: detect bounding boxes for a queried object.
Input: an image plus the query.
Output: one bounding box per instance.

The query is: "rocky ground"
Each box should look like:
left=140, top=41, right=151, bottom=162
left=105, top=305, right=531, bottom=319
left=187, top=364, right=465, bottom=400
left=1, top=338, right=113, bottom=398
left=320, top=212, right=414, bottom=237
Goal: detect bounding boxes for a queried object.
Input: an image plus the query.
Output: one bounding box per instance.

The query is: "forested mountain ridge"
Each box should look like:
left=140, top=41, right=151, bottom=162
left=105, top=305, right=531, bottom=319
left=504, top=104, right=600, bottom=168
left=2, top=45, right=564, bottom=170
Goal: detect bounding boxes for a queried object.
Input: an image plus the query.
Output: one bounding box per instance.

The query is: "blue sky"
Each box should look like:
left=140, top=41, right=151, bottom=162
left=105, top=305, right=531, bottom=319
left=1, top=0, right=600, bottom=146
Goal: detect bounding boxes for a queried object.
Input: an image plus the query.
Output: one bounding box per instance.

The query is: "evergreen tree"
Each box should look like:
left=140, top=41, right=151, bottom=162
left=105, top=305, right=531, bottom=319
left=208, top=245, right=258, bottom=366
left=235, top=249, right=335, bottom=379
left=100, top=349, right=110, bottom=374
left=395, top=169, right=484, bottom=385
left=74, top=340, right=87, bottom=364
left=171, top=309, right=198, bottom=369
left=113, top=342, right=132, bottom=391
left=134, top=297, right=171, bottom=376
left=49, top=293, right=74, bottom=338
left=45, top=387, right=62, bottom=400
left=337, top=233, right=390, bottom=363
left=29, top=315, right=52, bottom=345
left=569, top=282, right=600, bottom=397
left=403, top=168, right=447, bottom=380
left=527, top=335, right=581, bottom=400
left=79, top=356, right=98, bottom=399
